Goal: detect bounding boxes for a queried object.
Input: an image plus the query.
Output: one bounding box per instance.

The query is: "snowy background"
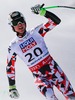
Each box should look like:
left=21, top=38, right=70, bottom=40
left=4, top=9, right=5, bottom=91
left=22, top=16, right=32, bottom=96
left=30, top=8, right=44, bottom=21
left=0, top=0, right=75, bottom=100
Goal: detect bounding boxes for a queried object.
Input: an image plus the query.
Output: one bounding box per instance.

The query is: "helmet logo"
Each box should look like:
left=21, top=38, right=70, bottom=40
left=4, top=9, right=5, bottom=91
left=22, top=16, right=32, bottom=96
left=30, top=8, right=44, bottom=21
left=11, top=12, right=19, bottom=17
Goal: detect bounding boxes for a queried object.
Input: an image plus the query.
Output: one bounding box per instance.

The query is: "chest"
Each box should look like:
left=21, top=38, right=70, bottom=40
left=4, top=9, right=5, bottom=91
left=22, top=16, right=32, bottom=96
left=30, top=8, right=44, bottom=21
left=15, top=33, right=46, bottom=55
left=14, top=33, right=49, bottom=66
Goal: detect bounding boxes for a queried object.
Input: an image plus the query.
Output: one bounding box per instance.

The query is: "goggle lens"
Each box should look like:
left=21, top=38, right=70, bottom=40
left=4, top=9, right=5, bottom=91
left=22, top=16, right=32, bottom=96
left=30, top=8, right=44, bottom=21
left=12, top=17, right=25, bottom=26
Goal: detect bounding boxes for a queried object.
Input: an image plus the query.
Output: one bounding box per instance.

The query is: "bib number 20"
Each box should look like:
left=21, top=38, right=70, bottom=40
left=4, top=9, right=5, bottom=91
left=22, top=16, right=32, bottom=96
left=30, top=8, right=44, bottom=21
left=25, top=47, right=43, bottom=62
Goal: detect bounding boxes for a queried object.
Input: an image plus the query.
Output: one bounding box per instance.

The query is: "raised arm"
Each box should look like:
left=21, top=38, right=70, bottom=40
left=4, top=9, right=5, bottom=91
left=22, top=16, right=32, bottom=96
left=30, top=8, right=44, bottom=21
left=31, top=4, right=61, bottom=36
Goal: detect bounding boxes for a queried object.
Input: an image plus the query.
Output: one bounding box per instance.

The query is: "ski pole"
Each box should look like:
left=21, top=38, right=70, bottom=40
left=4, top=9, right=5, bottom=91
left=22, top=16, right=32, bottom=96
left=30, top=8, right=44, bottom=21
left=41, top=5, right=75, bottom=10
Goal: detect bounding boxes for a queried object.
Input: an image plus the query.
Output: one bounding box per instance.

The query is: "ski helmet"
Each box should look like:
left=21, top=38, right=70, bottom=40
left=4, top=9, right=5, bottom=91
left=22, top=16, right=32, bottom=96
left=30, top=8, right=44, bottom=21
left=8, top=11, right=26, bottom=26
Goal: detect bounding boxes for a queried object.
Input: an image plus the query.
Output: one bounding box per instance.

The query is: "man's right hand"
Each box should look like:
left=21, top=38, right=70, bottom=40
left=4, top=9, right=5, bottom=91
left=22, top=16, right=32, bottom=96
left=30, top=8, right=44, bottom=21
left=9, top=88, right=20, bottom=99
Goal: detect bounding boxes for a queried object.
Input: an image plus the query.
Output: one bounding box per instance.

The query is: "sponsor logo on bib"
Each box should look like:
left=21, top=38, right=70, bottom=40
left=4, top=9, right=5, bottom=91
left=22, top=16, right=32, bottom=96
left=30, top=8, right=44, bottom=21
left=19, top=37, right=37, bottom=53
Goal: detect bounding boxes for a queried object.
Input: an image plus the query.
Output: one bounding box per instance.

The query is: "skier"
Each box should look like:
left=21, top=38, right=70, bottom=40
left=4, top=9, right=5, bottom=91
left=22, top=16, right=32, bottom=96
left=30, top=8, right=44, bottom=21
left=6, top=4, right=75, bottom=100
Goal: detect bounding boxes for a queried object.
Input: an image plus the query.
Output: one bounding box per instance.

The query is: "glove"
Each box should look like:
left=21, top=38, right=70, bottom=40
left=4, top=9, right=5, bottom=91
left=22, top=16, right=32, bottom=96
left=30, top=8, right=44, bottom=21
left=9, top=85, right=20, bottom=99
left=31, top=4, right=46, bottom=16
left=9, top=89, right=19, bottom=99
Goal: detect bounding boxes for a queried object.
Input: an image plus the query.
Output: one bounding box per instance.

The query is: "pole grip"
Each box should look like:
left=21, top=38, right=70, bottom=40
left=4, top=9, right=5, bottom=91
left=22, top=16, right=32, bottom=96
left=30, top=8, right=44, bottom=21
left=40, top=4, right=45, bottom=8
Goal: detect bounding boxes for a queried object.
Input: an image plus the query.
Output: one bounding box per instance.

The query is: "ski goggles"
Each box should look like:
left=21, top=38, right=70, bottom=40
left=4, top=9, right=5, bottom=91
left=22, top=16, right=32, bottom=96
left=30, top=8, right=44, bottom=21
left=11, top=17, right=25, bottom=26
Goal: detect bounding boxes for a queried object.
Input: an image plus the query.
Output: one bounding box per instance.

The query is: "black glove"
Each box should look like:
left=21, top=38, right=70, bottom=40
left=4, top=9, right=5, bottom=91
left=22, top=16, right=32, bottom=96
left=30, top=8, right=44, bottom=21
left=9, top=85, right=20, bottom=99
left=9, top=89, right=19, bottom=99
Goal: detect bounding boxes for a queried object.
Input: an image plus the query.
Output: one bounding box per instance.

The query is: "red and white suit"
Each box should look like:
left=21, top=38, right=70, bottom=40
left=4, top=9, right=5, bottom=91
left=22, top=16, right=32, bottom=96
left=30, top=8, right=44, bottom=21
left=6, top=11, right=75, bottom=100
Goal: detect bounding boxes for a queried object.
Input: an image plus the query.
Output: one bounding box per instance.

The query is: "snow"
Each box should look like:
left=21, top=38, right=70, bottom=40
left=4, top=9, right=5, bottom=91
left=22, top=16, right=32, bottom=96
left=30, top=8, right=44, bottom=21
left=0, top=0, right=75, bottom=100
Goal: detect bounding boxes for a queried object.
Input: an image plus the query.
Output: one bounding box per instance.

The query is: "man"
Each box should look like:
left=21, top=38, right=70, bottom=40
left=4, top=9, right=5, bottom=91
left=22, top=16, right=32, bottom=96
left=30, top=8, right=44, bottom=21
left=6, top=4, right=75, bottom=100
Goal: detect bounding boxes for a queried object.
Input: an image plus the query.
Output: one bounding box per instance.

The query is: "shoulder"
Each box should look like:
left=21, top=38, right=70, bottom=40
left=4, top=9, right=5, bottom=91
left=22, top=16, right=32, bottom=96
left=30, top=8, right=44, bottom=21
left=34, top=24, right=43, bottom=30
left=8, top=37, right=17, bottom=53
left=9, top=37, right=17, bottom=47
left=29, top=24, right=43, bottom=33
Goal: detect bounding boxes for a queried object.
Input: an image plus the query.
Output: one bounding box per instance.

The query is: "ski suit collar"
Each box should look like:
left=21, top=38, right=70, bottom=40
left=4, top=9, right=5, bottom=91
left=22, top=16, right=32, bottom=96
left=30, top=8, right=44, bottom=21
left=16, top=31, right=30, bottom=41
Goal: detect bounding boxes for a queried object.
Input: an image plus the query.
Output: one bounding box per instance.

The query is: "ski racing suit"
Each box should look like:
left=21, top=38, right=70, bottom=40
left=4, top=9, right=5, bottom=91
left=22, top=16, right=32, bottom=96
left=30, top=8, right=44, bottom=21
left=6, top=11, right=75, bottom=100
